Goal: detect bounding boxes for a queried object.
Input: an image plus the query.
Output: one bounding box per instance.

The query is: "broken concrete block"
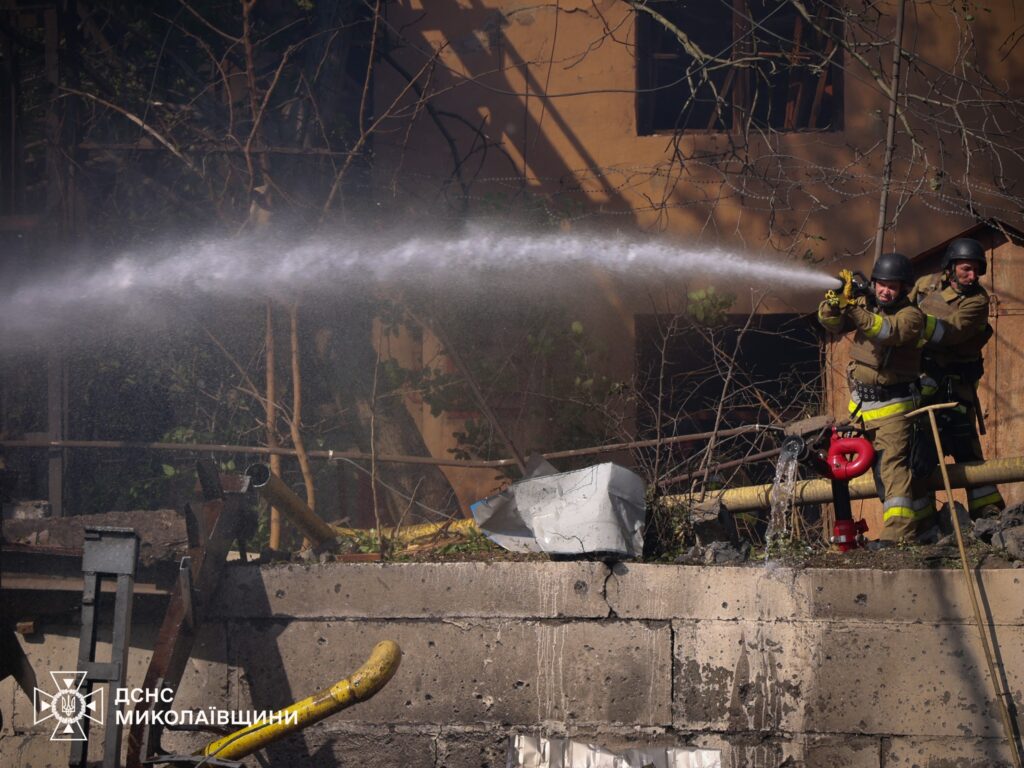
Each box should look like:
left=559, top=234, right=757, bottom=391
left=1000, top=526, right=1024, bottom=560
left=971, top=516, right=999, bottom=542
left=1001, top=509, right=1024, bottom=529
left=690, top=499, right=740, bottom=547
left=471, top=462, right=647, bottom=557
left=1, top=500, right=51, bottom=520
left=702, top=541, right=747, bottom=564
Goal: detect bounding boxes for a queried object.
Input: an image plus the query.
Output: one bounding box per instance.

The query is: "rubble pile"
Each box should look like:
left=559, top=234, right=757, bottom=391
left=972, top=504, right=1024, bottom=561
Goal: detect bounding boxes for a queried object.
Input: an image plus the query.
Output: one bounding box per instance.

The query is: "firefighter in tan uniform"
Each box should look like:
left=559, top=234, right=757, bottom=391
left=818, top=253, right=932, bottom=544
left=910, top=237, right=1004, bottom=517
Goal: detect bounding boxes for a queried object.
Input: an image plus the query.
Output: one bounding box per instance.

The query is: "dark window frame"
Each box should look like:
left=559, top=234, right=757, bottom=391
left=635, top=0, right=844, bottom=136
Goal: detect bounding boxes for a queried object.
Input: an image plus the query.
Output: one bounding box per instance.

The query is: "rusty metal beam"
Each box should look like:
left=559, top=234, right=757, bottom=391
left=125, top=461, right=250, bottom=768
left=245, top=463, right=338, bottom=547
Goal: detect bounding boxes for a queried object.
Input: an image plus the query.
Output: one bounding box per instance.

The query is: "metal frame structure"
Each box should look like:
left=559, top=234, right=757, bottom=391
left=70, top=526, right=139, bottom=768
left=125, top=461, right=250, bottom=768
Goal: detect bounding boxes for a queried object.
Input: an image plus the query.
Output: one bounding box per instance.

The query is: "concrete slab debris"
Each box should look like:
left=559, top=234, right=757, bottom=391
left=471, top=461, right=646, bottom=556
left=509, top=734, right=721, bottom=767
left=1, top=500, right=51, bottom=520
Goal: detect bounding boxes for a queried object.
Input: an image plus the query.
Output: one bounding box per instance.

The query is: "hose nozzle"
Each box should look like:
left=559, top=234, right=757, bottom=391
left=835, top=269, right=871, bottom=299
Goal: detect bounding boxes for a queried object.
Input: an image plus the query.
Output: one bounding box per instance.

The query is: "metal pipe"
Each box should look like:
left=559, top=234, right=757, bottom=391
left=198, top=640, right=401, bottom=761
left=245, top=464, right=338, bottom=546
left=0, top=437, right=512, bottom=468
left=663, top=456, right=1024, bottom=512
left=661, top=447, right=783, bottom=486
left=0, top=423, right=768, bottom=469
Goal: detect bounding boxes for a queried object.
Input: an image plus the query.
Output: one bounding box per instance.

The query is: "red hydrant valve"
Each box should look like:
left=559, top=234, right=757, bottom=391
left=827, top=432, right=875, bottom=481
left=826, top=428, right=874, bottom=553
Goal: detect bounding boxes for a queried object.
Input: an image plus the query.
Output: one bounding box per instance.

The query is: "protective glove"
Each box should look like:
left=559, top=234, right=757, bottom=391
left=840, top=269, right=856, bottom=305
left=824, top=269, right=855, bottom=309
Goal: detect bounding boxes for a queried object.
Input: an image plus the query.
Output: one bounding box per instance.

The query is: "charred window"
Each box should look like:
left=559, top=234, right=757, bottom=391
left=636, top=1, right=843, bottom=134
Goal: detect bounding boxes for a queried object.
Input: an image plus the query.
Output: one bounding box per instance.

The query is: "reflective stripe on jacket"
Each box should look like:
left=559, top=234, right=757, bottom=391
left=817, top=295, right=924, bottom=386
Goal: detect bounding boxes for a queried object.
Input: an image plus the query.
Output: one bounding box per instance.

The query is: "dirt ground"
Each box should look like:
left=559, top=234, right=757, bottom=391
left=772, top=540, right=1019, bottom=570
left=3, top=507, right=1021, bottom=570
left=1, top=509, right=187, bottom=565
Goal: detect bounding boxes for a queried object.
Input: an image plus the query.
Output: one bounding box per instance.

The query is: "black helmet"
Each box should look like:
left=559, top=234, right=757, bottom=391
left=941, top=237, right=986, bottom=275
left=870, top=252, right=914, bottom=285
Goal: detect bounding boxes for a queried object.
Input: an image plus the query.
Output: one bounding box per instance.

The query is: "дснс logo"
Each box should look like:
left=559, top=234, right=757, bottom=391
left=33, top=671, right=104, bottom=741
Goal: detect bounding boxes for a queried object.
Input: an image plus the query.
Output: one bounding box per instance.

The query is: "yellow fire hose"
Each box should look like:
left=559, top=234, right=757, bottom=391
left=663, top=455, right=1024, bottom=512
left=197, top=640, right=401, bottom=761
left=332, top=517, right=479, bottom=543
left=246, top=463, right=480, bottom=549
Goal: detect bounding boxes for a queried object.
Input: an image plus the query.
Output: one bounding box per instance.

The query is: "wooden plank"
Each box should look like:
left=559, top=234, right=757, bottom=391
left=0, top=573, right=169, bottom=595
left=981, top=237, right=1024, bottom=507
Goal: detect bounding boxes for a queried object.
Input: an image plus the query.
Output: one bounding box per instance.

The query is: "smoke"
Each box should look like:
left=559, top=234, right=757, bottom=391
left=0, top=225, right=838, bottom=345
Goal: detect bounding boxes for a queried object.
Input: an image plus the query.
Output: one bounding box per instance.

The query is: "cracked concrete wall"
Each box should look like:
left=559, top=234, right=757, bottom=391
left=2, top=562, right=1023, bottom=767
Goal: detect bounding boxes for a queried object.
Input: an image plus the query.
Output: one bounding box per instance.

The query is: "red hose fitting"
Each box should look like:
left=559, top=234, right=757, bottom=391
left=831, top=518, right=869, bottom=552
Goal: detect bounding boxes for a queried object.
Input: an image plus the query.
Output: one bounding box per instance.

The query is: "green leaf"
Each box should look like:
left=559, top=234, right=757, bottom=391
left=162, top=464, right=176, bottom=477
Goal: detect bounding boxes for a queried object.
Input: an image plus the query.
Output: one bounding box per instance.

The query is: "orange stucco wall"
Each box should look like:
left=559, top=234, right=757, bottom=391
left=369, top=2, right=1024, bottom=515
left=376, top=1, right=1022, bottom=268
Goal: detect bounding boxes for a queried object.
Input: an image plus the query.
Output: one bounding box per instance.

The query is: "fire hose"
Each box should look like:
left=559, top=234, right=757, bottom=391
left=196, top=640, right=401, bottom=762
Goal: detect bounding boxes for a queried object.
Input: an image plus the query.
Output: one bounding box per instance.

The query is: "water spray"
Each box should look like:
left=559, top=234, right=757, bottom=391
left=0, top=226, right=845, bottom=343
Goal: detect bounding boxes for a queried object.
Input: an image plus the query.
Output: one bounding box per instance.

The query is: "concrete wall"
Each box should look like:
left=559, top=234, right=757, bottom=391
left=3, top=562, right=1023, bottom=767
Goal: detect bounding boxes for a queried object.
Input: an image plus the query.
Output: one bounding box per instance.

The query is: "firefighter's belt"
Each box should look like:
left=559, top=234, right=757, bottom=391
left=849, top=378, right=913, bottom=403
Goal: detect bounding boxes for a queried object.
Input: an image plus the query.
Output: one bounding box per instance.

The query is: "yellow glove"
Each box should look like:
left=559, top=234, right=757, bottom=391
left=839, top=269, right=856, bottom=304
left=824, top=269, right=855, bottom=309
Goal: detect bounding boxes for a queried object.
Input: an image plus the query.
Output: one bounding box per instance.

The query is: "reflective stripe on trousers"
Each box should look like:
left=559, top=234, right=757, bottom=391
left=883, top=495, right=936, bottom=522
left=967, top=485, right=1004, bottom=512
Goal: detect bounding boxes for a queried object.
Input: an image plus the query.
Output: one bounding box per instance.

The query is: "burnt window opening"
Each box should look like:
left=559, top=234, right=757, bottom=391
left=636, top=1, right=844, bottom=135
left=634, top=312, right=824, bottom=487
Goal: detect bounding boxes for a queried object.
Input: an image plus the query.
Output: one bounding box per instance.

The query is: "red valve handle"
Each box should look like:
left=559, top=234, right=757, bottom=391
left=827, top=433, right=875, bottom=481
